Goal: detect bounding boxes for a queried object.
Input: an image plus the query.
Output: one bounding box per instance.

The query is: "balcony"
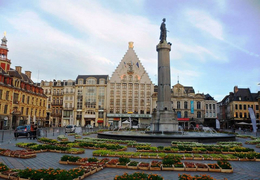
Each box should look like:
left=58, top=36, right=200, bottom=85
left=51, top=102, right=63, bottom=106
left=63, top=107, right=74, bottom=110
left=52, top=93, right=64, bottom=96
left=64, top=91, right=74, bottom=94
left=51, top=113, right=62, bottom=117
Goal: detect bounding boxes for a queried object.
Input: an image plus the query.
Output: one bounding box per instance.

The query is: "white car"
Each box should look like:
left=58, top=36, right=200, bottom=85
left=87, top=125, right=93, bottom=129
left=65, top=125, right=76, bottom=133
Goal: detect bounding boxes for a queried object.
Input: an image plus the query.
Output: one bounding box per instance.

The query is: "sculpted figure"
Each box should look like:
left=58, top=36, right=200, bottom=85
left=160, top=18, right=167, bottom=43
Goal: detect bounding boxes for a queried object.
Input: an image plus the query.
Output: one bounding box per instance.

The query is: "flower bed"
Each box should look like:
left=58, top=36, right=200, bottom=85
left=106, top=159, right=119, bottom=168
left=174, top=162, right=185, bottom=171
left=114, top=172, right=163, bottom=180
left=178, top=174, right=216, bottom=180
left=208, top=163, right=221, bottom=172
left=138, top=162, right=150, bottom=170
left=127, top=161, right=139, bottom=170
left=184, top=162, right=197, bottom=171
left=217, top=160, right=233, bottom=173
left=150, top=160, right=162, bottom=170
left=195, top=163, right=209, bottom=172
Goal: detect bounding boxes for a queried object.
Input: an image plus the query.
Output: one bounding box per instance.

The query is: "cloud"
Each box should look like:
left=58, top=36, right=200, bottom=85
left=186, top=10, right=224, bottom=40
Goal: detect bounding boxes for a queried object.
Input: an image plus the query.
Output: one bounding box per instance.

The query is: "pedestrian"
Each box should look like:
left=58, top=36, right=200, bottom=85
left=30, top=122, right=36, bottom=140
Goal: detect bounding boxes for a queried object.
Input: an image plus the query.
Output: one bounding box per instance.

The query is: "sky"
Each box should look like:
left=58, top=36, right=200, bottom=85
left=0, top=0, right=259, bottom=102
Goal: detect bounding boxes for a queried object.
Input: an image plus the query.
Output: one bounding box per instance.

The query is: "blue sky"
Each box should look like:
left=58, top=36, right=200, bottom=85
left=0, top=0, right=259, bottom=101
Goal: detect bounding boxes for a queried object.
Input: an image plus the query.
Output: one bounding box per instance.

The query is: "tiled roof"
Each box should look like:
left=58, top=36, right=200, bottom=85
left=76, top=75, right=108, bottom=84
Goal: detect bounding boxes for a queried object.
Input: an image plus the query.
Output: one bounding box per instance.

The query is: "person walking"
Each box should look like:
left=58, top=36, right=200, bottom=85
left=30, top=122, right=36, bottom=140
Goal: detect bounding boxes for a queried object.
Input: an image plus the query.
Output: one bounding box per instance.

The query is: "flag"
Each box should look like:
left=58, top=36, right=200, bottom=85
left=216, top=119, right=220, bottom=129
left=248, top=107, right=257, bottom=133
left=136, top=62, right=139, bottom=68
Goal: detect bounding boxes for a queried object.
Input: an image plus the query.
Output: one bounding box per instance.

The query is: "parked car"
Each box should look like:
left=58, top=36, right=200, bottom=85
left=65, top=125, right=76, bottom=133
left=87, top=125, right=93, bottom=129
left=14, top=125, right=31, bottom=137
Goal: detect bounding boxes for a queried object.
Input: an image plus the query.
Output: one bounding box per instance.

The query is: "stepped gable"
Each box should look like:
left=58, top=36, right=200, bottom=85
left=110, top=42, right=152, bottom=83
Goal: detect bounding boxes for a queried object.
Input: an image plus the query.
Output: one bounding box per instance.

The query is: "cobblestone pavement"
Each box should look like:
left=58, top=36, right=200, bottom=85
left=0, top=129, right=260, bottom=180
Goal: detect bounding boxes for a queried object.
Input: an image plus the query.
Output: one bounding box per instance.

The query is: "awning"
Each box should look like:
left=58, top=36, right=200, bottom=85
left=114, top=118, right=120, bottom=121
left=97, top=120, right=103, bottom=123
left=178, top=118, right=190, bottom=121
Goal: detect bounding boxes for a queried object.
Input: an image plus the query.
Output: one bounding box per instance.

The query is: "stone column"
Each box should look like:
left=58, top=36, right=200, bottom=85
left=156, top=41, right=172, bottom=111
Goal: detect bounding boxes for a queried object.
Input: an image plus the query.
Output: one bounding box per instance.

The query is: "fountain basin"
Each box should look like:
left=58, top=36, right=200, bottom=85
left=97, top=131, right=236, bottom=143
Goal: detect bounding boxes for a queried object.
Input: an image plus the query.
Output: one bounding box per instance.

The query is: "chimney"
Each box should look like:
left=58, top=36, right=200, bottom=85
left=15, top=66, right=22, bottom=74
left=234, top=86, right=238, bottom=93
left=25, top=71, right=31, bottom=79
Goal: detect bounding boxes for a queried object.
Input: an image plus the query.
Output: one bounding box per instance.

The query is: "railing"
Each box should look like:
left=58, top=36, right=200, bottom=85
left=0, top=126, right=101, bottom=145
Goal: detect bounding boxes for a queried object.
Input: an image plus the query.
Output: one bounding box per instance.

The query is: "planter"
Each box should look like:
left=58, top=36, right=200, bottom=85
left=221, top=168, right=233, bottom=173
left=90, top=168, right=97, bottom=174
left=96, top=167, right=103, bottom=172
left=59, top=160, right=68, bottom=165
left=193, top=157, right=203, bottom=160
left=185, top=166, right=197, bottom=172
left=138, top=163, right=150, bottom=170
left=150, top=165, right=162, bottom=171
left=247, top=158, right=256, bottom=161
left=208, top=164, right=221, bottom=172
left=256, top=159, right=260, bottom=162
left=127, top=162, right=140, bottom=170
left=239, top=158, right=248, bottom=161
left=162, top=165, right=174, bottom=171
left=174, top=163, right=185, bottom=171
left=106, top=164, right=117, bottom=168
left=138, top=166, right=150, bottom=170
left=116, top=163, right=127, bottom=169
left=196, top=164, right=209, bottom=172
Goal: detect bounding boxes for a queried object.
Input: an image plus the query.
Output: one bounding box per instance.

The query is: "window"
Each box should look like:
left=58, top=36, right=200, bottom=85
left=99, top=79, right=105, bottom=84
left=21, top=107, right=24, bottom=115
left=26, top=108, right=29, bottom=115
left=239, top=104, right=242, bottom=110
left=177, top=101, right=180, bottom=109
left=244, top=104, right=246, bottom=110
left=197, top=111, right=201, bottom=118
left=13, top=93, right=19, bottom=104
left=4, top=105, right=8, bottom=114
left=213, top=104, right=215, bottom=109
left=239, top=112, right=242, bottom=118
left=244, top=113, right=247, bottom=118
left=235, top=104, right=238, bottom=109
left=6, top=91, right=9, bottom=100
left=197, top=102, right=201, bottom=109
left=78, top=79, right=83, bottom=84
left=87, top=78, right=96, bottom=85
left=206, top=104, right=208, bottom=109
left=184, top=101, right=188, bottom=109
left=0, top=90, right=3, bottom=99
left=22, top=95, right=25, bottom=103
left=184, top=111, right=188, bottom=118
left=209, top=104, right=212, bottom=109
left=256, top=105, right=259, bottom=110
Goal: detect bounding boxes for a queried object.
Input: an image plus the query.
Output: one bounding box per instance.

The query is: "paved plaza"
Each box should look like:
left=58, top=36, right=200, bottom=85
left=0, top=128, right=260, bottom=180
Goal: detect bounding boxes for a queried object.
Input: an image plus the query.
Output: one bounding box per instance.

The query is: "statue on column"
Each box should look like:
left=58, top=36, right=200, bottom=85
left=160, top=18, right=167, bottom=43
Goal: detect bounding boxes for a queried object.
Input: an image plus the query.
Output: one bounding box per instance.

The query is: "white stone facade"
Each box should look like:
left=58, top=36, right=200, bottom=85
left=107, top=42, right=154, bottom=128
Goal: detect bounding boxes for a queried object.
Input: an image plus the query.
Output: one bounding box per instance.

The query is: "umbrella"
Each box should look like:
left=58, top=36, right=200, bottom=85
left=122, top=120, right=130, bottom=124
left=236, top=122, right=250, bottom=125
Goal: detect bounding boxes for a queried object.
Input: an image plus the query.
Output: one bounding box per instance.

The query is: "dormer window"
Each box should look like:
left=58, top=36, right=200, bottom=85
left=87, top=78, right=96, bottom=85
left=78, top=79, right=83, bottom=85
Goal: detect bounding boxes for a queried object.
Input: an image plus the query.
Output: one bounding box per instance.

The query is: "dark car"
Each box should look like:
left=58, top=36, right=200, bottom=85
left=65, top=125, right=76, bottom=133
left=14, top=125, right=31, bottom=137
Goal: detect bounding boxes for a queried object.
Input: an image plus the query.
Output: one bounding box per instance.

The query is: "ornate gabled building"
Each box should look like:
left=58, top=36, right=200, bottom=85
left=0, top=34, right=47, bottom=129
left=107, top=42, right=154, bottom=129
left=204, top=94, right=217, bottom=127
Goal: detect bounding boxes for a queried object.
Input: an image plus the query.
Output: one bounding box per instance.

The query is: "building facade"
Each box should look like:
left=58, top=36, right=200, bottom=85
left=107, top=42, right=154, bottom=129
left=152, top=82, right=206, bottom=129
left=218, top=86, right=259, bottom=128
left=0, top=35, right=47, bottom=129
left=75, top=75, right=108, bottom=127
